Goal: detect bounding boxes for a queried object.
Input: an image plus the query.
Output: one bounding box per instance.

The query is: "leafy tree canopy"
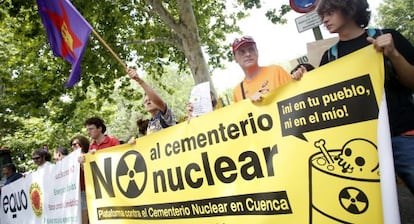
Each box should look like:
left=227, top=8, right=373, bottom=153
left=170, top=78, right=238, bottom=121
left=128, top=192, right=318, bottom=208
left=377, top=0, right=414, bottom=44
left=0, top=0, right=289, bottom=170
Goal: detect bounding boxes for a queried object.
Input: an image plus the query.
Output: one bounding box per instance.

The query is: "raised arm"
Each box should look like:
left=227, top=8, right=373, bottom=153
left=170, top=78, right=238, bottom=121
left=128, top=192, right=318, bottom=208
left=127, top=68, right=167, bottom=112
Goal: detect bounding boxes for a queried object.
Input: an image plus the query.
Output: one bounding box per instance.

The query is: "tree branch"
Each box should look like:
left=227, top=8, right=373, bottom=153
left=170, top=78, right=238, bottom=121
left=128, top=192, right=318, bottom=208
left=177, top=0, right=199, bottom=35
left=122, top=37, right=183, bottom=51
left=144, top=0, right=181, bottom=32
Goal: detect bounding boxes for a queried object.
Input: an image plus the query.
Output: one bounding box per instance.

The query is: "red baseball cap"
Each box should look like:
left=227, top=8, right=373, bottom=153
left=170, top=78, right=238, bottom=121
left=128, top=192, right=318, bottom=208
left=232, top=36, right=256, bottom=53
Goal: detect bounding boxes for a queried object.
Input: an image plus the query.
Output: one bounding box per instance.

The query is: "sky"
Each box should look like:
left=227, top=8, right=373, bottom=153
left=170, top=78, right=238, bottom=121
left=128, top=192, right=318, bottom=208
left=211, top=0, right=384, bottom=93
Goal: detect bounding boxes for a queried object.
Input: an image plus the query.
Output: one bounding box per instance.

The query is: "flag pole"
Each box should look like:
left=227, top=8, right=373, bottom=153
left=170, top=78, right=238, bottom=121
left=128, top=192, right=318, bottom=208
left=91, top=29, right=128, bottom=71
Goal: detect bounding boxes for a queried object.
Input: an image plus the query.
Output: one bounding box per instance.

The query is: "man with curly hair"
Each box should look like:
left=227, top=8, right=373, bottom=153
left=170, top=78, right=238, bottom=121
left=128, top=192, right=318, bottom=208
left=317, top=0, right=414, bottom=195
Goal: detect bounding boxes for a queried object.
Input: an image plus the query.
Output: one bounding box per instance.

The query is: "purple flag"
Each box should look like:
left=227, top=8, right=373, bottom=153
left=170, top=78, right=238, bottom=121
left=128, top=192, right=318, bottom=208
left=36, top=0, right=92, bottom=87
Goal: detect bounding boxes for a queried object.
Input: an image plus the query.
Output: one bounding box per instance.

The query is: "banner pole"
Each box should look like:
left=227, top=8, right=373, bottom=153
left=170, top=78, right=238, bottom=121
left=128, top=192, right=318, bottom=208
left=91, top=29, right=128, bottom=71
left=378, top=94, right=401, bottom=224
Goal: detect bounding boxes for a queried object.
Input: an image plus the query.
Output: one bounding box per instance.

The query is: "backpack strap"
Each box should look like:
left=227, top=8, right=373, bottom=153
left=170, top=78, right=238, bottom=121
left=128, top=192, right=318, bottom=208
left=328, top=28, right=381, bottom=62
left=367, top=29, right=394, bottom=81
left=328, top=44, right=338, bottom=61
left=366, top=28, right=383, bottom=38
left=328, top=28, right=396, bottom=81
left=240, top=81, right=246, bottom=99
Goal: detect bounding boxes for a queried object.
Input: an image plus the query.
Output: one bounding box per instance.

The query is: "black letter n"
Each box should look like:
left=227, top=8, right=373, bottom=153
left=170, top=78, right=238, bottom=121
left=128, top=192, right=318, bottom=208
left=90, top=158, right=115, bottom=199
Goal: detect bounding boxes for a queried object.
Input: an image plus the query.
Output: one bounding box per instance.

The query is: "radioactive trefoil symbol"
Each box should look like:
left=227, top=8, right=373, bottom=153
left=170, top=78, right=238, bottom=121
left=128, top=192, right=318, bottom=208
left=116, top=150, right=147, bottom=198
left=339, top=187, right=369, bottom=214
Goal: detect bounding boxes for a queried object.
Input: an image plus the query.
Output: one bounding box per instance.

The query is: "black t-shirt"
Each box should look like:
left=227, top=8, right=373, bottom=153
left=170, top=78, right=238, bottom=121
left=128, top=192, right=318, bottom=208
left=320, top=29, right=414, bottom=136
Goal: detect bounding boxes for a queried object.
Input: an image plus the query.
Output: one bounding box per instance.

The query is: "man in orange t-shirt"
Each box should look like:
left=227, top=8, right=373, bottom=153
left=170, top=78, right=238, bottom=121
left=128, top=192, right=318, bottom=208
left=232, top=36, right=302, bottom=102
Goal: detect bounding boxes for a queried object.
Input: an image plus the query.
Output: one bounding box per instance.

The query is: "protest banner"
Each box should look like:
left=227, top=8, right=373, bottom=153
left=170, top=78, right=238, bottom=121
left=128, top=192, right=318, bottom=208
left=0, top=150, right=81, bottom=224
left=84, top=46, right=391, bottom=223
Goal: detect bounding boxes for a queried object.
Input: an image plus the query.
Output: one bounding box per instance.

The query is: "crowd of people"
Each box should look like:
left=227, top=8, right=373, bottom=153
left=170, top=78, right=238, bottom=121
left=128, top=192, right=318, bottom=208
left=2, top=0, right=413, bottom=222
left=228, top=0, right=414, bottom=198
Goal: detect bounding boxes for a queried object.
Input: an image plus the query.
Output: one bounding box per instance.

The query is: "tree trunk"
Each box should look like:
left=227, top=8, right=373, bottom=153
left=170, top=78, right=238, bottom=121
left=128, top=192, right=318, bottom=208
left=181, top=35, right=214, bottom=89
left=177, top=0, right=215, bottom=91
left=145, top=0, right=216, bottom=91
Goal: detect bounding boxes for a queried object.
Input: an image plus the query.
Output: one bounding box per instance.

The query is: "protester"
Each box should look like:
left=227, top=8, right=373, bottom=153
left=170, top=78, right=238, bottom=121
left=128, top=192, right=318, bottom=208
left=232, top=36, right=303, bottom=102
left=32, top=149, right=51, bottom=169
left=2, top=163, right=23, bottom=185
left=127, top=118, right=149, bottom=144
left=127, top=68, right=176, bottom=135
left=42, top=144, right=53, bottom=162
left=317, top=0, right=414, bottom=195
left=71, top=135, right=90, bottom=154
left=82, top=116, right=119, bottom=224
left=70, top=135, right=90, bottom=224
left=85, top=116, right=120, bottom=151
left=53, top=146, right=69, bottom=162
left=185, top=102, right=195, bottom=120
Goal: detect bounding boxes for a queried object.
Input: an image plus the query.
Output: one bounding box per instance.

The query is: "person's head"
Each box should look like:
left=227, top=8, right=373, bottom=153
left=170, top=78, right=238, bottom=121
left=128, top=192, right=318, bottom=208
left=317, top=0, right=370, bottom=33
left=2, top=163, right=17, bottom=178
left=232, top=36, right=259, bottom=70
left=32, top=149, right=48, bottom=167
left=143, top=94, right=158, bottom=114
left=54, top=147, right=69, bottom=161
left=84, top=117, right=106, bottom=140
left=70, top=135, right=90, bottom=153
left=185, top=102, right=193, bottom=115
left=136, top=118, right=149, bottom=136
left=41, top=143, right=52, bottom=162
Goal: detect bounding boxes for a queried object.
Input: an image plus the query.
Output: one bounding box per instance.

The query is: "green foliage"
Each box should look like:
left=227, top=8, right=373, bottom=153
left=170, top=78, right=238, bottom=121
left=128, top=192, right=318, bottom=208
left=377, top=0, right=414, bottom=44
left=109, top=69, right=194, bottom=141
left=0, top=0, right=290, bottom=170
left=237, top=0, right=290, bottom=25
left=265, top=4, right=291, bottom=24
left=218, top=88, right=234, bottom=106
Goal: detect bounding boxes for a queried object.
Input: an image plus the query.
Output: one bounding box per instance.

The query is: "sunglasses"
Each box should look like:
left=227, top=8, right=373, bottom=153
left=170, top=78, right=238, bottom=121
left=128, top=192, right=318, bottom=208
left=71, top=143, right=79, bottom=146
left=32, top=157, right=41, bottom=161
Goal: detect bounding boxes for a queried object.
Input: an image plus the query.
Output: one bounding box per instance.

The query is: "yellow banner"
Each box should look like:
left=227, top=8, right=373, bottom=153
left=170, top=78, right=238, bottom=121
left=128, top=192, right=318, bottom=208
left=85, top=46, right=385, bottom=224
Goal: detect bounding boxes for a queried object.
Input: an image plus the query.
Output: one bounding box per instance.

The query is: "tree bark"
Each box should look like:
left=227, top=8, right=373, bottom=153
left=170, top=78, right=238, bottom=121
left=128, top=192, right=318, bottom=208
left=144, top=0, right=215, bottom=91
